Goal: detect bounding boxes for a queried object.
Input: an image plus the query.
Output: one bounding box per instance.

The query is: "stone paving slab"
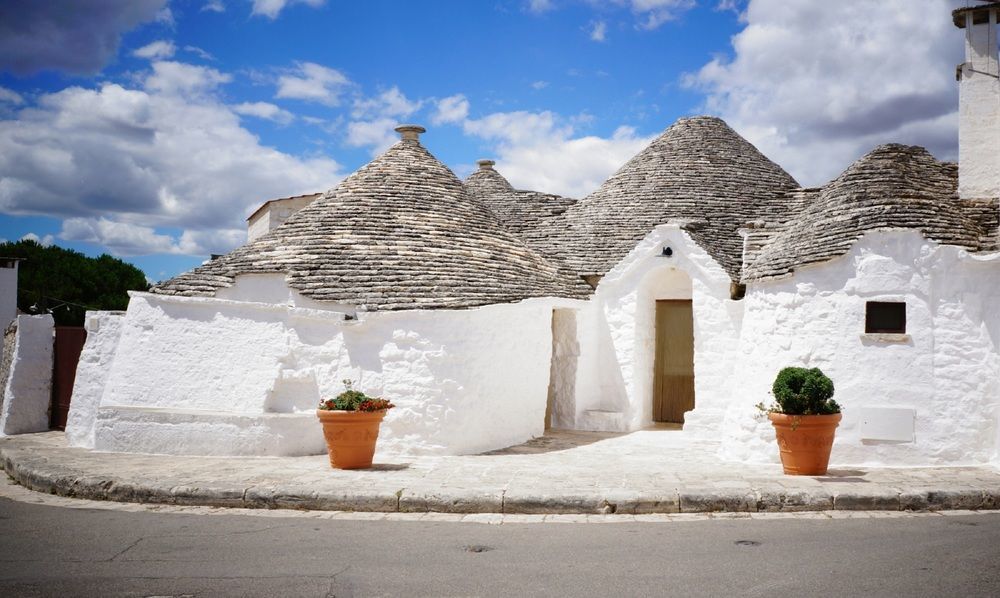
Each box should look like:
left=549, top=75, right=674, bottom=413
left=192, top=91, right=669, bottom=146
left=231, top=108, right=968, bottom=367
left=3, top=430, right=1000, bottom=515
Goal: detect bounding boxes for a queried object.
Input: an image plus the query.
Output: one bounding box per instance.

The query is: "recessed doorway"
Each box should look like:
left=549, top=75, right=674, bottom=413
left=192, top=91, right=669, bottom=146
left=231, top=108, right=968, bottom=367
left=653, top=299, right=694, bottom=424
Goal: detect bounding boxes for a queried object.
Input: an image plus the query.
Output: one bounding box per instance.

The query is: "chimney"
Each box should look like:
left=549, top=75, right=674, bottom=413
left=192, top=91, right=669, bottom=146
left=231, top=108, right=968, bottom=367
left=395, top=124, right=426, bottom=142
left=954, top=2, right=1000, bottom=200
left=476, top=159, right=496, bottom=170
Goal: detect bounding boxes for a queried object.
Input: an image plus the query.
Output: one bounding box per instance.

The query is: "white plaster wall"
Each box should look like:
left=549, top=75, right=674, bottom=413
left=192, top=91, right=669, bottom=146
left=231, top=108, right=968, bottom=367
left=959, top=9, right=1000, bottom=200
left=719, top=230, right=1000, bottom=467
left=65, top=311, right=126, bottom=448
left=0, top=263, right=17, bottom=329
left=0, top=314, right=54, bottom=435
left=548, top=308, right=580, bottom=429
left=572, top=224, right=743, bottom=434
left=90, top=290, right=560, bottom=456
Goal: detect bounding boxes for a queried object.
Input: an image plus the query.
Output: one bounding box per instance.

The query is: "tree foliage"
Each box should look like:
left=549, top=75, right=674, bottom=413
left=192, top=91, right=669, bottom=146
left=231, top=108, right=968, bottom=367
left=1, top=239, right=149, bottom=326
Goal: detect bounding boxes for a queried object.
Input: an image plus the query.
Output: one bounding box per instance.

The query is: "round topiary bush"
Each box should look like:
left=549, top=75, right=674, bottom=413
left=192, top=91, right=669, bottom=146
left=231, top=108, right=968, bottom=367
left=771, top=367, right=840, bottom=415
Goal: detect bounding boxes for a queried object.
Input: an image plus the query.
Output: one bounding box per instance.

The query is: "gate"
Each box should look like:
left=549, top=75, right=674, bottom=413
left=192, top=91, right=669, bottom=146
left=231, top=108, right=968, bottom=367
left=50, top=326, right=87, bottom=430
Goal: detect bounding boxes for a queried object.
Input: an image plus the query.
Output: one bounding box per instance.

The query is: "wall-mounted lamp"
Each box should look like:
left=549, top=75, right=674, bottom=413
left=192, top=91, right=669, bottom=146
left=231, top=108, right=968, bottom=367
left=661, top=246, right=673, bottom=257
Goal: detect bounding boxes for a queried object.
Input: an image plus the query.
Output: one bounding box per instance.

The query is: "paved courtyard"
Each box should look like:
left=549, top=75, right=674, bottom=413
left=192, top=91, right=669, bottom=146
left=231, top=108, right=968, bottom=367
left=3, top=429, right=1000, bottom=514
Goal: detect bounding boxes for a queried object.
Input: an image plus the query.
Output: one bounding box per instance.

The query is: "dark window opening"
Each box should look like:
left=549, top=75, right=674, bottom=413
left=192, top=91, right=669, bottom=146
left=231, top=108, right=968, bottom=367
left=865, top=301, right=906, bottom=334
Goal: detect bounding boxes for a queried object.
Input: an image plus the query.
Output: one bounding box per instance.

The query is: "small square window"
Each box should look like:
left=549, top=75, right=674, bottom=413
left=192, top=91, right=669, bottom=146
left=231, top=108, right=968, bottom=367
left=865, top=301, right=906, bottom=334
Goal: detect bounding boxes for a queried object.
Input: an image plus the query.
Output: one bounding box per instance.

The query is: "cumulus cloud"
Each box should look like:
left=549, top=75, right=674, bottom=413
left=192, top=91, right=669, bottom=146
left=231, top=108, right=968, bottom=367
left=144, top=61, right=232, bottom=98
left=275, top=62, right=352, bottom=106
left=133, top=40, right=176, bottom=60
left=0, top=63, right=343, bottom=258
left=0, top=0, right=168, bottom=75
left=590, top=20, right=607, bottom=42
left=352, top=87, right=421, bottom=119
left=20, top=232, right=54, bottom=247
left=252, top=0, right=325, bottom=19
left=685, top=0, right=963, bottom=186
left=232, top=101, right=295, bottom=124
left=463, top=109, right=653, bottom=198
left=531, top=81, right=550, bottom=90
left=431, top=94, right=470, bottom=125
left=345, top=118, right=399, bottom=156
left=202, top=0, right=226, bottom=12
left=0, top=87, right=23, bottom=105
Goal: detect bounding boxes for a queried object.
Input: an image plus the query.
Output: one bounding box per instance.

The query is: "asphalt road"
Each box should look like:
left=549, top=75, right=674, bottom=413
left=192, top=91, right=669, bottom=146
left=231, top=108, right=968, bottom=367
left=1, top=498, right=999, bottom=597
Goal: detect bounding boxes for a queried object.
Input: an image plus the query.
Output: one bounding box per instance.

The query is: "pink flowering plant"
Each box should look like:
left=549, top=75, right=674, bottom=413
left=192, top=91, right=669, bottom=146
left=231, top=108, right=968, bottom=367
left=318, top=379, right=394, bottom=412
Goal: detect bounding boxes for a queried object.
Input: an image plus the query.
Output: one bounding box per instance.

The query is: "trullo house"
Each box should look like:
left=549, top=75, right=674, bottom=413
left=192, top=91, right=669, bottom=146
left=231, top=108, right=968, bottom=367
left=66, top=2, right=1000, bottom=467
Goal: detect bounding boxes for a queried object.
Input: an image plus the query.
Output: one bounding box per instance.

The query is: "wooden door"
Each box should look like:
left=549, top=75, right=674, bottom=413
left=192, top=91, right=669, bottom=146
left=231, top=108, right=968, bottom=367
left=50, top=326, right=87, bottom=430
left=653, top=300, right=694, bottom=423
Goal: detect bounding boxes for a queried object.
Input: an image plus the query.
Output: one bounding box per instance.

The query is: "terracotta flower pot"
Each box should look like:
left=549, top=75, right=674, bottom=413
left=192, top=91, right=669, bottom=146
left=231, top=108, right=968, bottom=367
left=768, top=412, right=842, bottom=475
left=316, top=409, right=387, bottom=470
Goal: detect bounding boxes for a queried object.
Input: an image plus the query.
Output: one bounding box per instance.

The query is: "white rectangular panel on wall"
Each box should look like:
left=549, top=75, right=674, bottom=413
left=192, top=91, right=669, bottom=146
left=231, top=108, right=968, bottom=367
left=859, top=407, right=916, bottom=442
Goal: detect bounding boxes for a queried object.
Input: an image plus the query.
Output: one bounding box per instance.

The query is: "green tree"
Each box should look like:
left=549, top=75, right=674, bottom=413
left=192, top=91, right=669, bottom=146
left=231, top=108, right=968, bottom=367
left=1, top=239, right=149, bottom=326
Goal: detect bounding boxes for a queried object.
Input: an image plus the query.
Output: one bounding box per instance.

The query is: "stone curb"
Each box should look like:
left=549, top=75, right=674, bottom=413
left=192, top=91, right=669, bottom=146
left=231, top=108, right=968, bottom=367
left=4, top=441, right=1000, bottom=515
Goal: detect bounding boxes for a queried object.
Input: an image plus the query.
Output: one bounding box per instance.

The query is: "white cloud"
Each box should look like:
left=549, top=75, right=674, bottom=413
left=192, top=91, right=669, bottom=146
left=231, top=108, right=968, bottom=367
left=590, top=20, right=607, bottom=42
left=464, top=110, right=573, bottom=146
left=155, top=7, right=175, bottom=27
left=133, top=40, right=176, bottom=60
left=345, top=118, right=399, bottom=156
left=526, top=0, right=555, bottom=14
left=232, top=101, right=295, bottom=124
left=60, top=218, right=247, bottom=256
left=0, top=63, right=343, bottom=258
left=202, top=0, right=226, bottom=12
left=183, top=46, right=215, bottom=61
left=531, top=81, right=549, bottom=90
left=252, top=0, right=325, bottom=19
left=463, top=108, right=653, bottom=198
left=20, top=232, right=54, bottom=247
left=275, top=62, right=352, bottom=106
left=144, top=61, right=232, bottom=97
left=0, top=0, right=167, bottom=75
left=619, top=0, right=696, bottom=30
left=685, top=0, right=963, bottom=186
left=431, top=94, right=470, bottom=125
left=352, top=87, right=420, bottom=119
left=0, top=87, right=24, bottom=105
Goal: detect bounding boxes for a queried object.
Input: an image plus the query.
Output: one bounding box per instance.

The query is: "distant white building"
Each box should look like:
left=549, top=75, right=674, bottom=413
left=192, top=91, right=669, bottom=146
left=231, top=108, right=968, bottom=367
left=246, top=192, right=322, bottom=243
left=66, top=3, right=1000, bottom=467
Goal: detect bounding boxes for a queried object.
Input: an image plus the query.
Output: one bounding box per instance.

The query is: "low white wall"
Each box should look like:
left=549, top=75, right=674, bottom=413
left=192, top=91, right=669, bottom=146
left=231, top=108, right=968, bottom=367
left=573, top=224, right=743, bottom=434
left=87, top=289, right=561, bottom=456
left=0, top=314, right=54, bottom=435
left=65, top=311, right=126, bottom=448
left=719, top=230, right=1000, bottom=467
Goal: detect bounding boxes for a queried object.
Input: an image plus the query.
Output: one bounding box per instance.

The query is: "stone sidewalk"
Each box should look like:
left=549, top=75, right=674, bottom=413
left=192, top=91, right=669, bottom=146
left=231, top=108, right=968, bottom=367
left=3, top=430, right=1000, bottom=515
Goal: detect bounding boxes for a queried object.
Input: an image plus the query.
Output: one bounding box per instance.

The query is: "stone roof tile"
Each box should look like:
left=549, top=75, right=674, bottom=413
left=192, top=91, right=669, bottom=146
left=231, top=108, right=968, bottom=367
left=744, top=144, right=1000, bottom=280
left=152, top=134, right=592, bottom=310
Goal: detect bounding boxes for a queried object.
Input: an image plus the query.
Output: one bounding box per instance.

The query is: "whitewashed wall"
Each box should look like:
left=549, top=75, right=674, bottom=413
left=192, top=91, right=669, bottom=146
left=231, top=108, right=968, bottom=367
left=958, top=8, right=1000, bottom=200
left=719, top=230, right=1000, bottom=467
left=79, top=278, right=564, bottom=457
left=65, top=311, right=126, bottom=447
left=0, top=314, right=54, bottom=435
left=572, top=224, right=743, bottom=434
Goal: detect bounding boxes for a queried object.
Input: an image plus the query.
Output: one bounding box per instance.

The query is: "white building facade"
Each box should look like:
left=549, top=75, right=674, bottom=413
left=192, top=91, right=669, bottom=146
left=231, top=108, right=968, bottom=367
left=64, top=3, right=1000, bottom=468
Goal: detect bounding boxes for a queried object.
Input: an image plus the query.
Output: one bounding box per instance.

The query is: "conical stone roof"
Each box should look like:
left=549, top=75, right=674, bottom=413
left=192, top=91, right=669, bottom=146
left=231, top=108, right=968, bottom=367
left=152, top=131, right=591, bottom=310
left=464, top=160, right=577, bottom=238
left=539, top=116, right=800, bottom=281
left=744, top=144, right=1000, bottom=280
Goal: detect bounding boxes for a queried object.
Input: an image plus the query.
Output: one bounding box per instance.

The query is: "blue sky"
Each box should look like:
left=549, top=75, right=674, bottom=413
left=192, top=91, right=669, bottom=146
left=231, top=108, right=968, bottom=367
left=0, top=1, right=967, bottom=281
